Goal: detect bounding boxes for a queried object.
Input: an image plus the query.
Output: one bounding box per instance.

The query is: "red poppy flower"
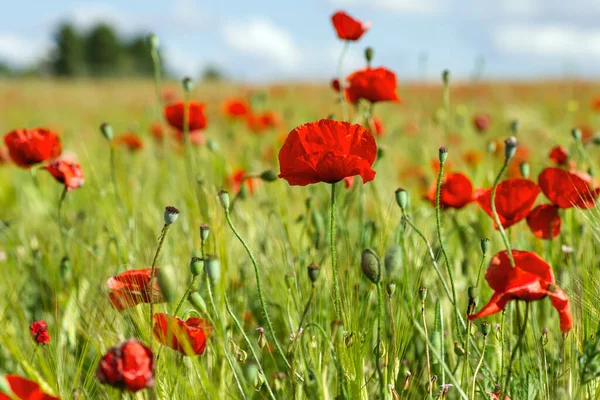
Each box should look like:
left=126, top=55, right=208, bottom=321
left=149, top=122, right=164, bottom=142
left=331, top=11, right=370, bottom=41
left=30, top=320, right=50, bottom=345
left=424, top=172, right=474, bottom=209
left=475, top=178, right=540, bottom=229
left=44, top=160, right=84, bottom=192
left=577, top=124, right=595, bottom=144
left=468, top=250, right=572, bottom=333
left=549, top=146, right=568, bottom=166
left=106, top=269, right=165, bottom=311
left=278, top=119, right=377, bottom=186
left=487, top=391, right=511, bottom=400
left=0, top=375, right=59, bottom=400
left=539, top=167, right=600, bottom=209
left=223, top=98, right=250, bottom=118
left=345, top=67, right=400, bottom=104
left=3, top=128, right=62, bottom=168
left=331, top=78, right=341, bottom=93
left=153, top=313, right=212, bottom=356
left=164, top=101, right=207, bottom=131
left=527, top=204, right=561, bottom=239
left=229, top=168, right=256, bottom=195
left=369, top=117, right=385, bottom=137
left=115, top=133, right=144, bottom=151
left=173, top=130, right=206, bottom=146
left=96, top=339, right=155, bottom=392
left=591, top=97, right=600, bottom=111
left=246, top=111, right=279, bottom=133
left=473, top=113, right=491, bottom=133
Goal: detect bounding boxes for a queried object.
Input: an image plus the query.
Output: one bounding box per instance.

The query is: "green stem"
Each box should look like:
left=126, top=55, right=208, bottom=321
left=330, top=182, right=343, bottom=321
left=387, top=292, right=397, bottom=389
left=57, top=186, right=68, bottom=255
left=490, top=158, right=515, bottom=266
left=337, top=41, right=349, bottom=122
left=173, top=276, right=198, bottom=317
left=502, top=302, right=529, bottom=398
left=376, top=283, right=385, bottom=399
left=422, top=297, right=432, bottom=398
left=149, top=224, right=170, bottom=346
left=109, top=142, right=126, bottom=214
left=223, top=209, right=291, bottom=370
left=435, top=158, right=461, bottom=340
left=471, top=335, right=488, bottom=400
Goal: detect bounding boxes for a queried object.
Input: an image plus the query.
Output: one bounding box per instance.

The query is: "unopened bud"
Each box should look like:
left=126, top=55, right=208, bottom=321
left=486, top=140, right=496, bottom=153
left=157, top=265, right=177, bottom=302
left=361, top=249, right=381, bottom=284
left=256, top=327, right=267, bottom=348
left=182, top=77, right=193, bottom=92
left=386, top=281, right=396, bottom=296
left=100, top=123, right=114, bottom=141
left=259, top=169, right=279, bottom=182
left=365, top=47, right=374, bottom=65
left=199, top=224, right=210, bottom=242
left=189, top=292, right=208, bottom=314
left=571, top=128, right=582, bottom=141
left=418, top=286, right=427, bottom=302
left=509, top=120, right=519, bottom=135
left=504, top=136, right=518, bottom=159
left=218, top=190, right=230, bottom=211
left=438, top=146, right=448, bottom=163
left=204, top=255, right=221, bottom=283
left=442, top=69, right=450, bottom=85
left=519, top=161, right=530, bottom=179
left=190, top=257, right=203, bottom=276
left=164, top=206, right=180, bottom=225
left=307, top=263, right=320, bottom=283
left=481, top=321, right=491, bottom=337
left=480, top=238, right=490, bottom=255
left=395, top=188, right=408, bottom=210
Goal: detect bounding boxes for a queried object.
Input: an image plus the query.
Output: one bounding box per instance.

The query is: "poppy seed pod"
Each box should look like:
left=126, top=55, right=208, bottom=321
left=182, top=77, right=193, bottom=92
left=438, top=146, right=448, bottom=163
left=571, top=128, right=582, bottom=141
left=386, top=281, right=396, bottom=296
left=504, top=136, right=518, bottom=160
left=418, top=286, right=427, bottom=301
left=307, top=263, right=320, bottom=283
left=442, top=69, right=450, bottom=84
left=486, top=140, right=497, bottom=153
left=361, top=249, right=381, bottom=284
left=480, top=238, right=490, bottom=255
left=163, top=206, right=180, bottom=225
left=260, top=169, right=279, bottom=182
left=509, top=120, right=519, bottom=135
left=395, top=188, right=408, bottom=210
left=217, top=190, right=230, bottom=211
left=364, top=47, right=374, bottom=64
left=519, top=161, right=530, bottom=179
left=147, top=34, right=159, bottom=50
left=189, top=292, right=208, bottom=315
left=190, top=257, right=203, bottom=276
left=204, top=255, right=221, bottom=283
left=157, top=266, right=177, bottom=302
left=480, top=321, right=491, bottom=337
left=100, top=123, right=114, bottom=141
left=199, top=224, right=210, bottom=242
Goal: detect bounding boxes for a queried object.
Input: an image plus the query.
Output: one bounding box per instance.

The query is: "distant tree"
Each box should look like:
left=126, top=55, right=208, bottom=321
left=124, top=36, right=156, bottom=76
left=84, top=23, right=121, bottom=77
left=53, top=22, right=85, bottom=76
left=0, top=61, right=12, bottom=76
left=201, top=65, right=226, bottom=82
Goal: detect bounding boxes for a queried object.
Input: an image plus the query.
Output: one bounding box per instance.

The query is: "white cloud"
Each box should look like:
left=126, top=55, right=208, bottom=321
left=331, top=0, right=445, bottom=14
left=0, top=34, right=50, bottom=66
left=164, top=46, right=207, bottom=77
left=494, top=25, right=600, bottom=58
left=222, top=18, right=302, bottom=71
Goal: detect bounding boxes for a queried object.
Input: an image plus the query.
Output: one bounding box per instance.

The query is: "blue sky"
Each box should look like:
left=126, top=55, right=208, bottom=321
left=2, top=0, right=600, bottom=81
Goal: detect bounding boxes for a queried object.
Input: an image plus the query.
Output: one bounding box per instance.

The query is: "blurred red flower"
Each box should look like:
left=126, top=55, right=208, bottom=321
left=164, top=101, right=207, bottom=131
left=106, top=269, right=165, bottom=311
left=343, top=176, right=355, bottom=189
left=30, top=320, right=50, bottom=345
left=425, top=172, right=474, bottom=209
left=115, top=133, right=144, bottom=152
left=0, top=375, right=59, bottom=400
left=331, top=78, right=341, bottom=93
left=549, top=146, right=568, bottom=166
left=153, top=313, right=212, bottom=356
left=149, top=122, right=164, bottom=142
left=44, top=160, right=84, bottom=192
left=591, top=97, right=600, bottom=111
left=473, top=113, right=491, bottom=133
left=475, top=178, right=540, bottom=229
left=3, top=128, right=62, bottom=168
left=369, top=117, right=385, bottom=137
left=463, top=150, right=483, bottom=168
left=229, top=168, right=256, bottom=195
left=173, top=130, right=206, bottom=146
left=468, top=250, right=572, bottom=333
left=278, top=119, right=377, bottom=186
left=246, top=111, right=279, bottom=133
left=331, top=11, right=370, bottom=41
left=345, top=67, right=400, bottom=104
left=538, top=167, right=600, bottom=209
left=527, top=204, right=561, bottom=239
left=96, top=339, right=155, bottom=392
left=223, top=98, right=250, bottom=118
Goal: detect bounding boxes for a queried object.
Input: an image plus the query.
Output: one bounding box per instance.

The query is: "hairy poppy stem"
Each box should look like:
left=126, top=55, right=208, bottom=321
left=337, top=41, right=349, bottom=121
left=490, top=159, right=515, bottom=266
left=329, top=182, right=343, bottom=321
left=149, top=224, right=170, bottom=347
left=502, top=302, right=529, bottom=398
left=223, top=209, right=291, bottom=370
left=471, top=334, right=488, bottom=400
left=57, top=186, right=68, bottom=255
left=435, top=156, right=462, bottom=341
left=376, top=282, right=386, bottom=399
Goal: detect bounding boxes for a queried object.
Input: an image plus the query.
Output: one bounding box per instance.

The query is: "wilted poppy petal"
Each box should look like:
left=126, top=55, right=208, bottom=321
left=44, top=160, right=84, bottom=191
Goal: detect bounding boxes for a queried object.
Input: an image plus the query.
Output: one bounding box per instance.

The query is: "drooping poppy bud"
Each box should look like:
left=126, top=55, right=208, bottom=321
left=260, top=169, right=279, bottom=182
left=189, top=292, right=208, bottom=315
left=480, top=321, right=491, bottom=337
left=256, top=327, right=267, bottom=349
left=182, top=77, right=193, bottom=93
left=364, top=47, right=374, bottom=65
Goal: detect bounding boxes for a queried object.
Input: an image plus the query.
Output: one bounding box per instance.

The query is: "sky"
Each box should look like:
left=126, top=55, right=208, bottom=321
left=2, top=0, right=600, bottom=82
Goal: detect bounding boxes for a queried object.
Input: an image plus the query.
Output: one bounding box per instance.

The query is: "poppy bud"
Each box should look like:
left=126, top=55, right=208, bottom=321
left=571, top=128, right=582, bottom=141
left=100, top=122, right=114, bottom=141
left=365, top=47, right=374, bottom=65
left=486, top=140, right=497, bottom=153
left=157, top=265, right=177, bottom=302
left=190, top=257, right=203, bottom=276
left=384, top=244, right=403, bottom=278
left=147, top=34, right=159, bottom=50
left=260, top=169, right=279, bottom=182
left=509, top=120, right=519, bottom=135
left=442, top=69, right=450, bottom=84
left=199, top=224, right=210, bottom=242
left=164, top=206, right=180, bottom=225
left=386, top=281, right=396, bottom=296
left=256, top=327, right=267, bottom=348
left=377, top=147, right=385, bottom=160
left=238, top=184, right=249, bottom=199
left=361, top=249, right=381, bottom=284
left=438, top=146, right=448, bottom=163
left=189, top=291, right=208, bottom=314
left=207, top=139, right=219, bottom=152
left=504, top=136, right=518, bottom=160
left=182, top=77, right=193, bottom=92
left=395, top=188, right=408, bottom=210
left=204, top=255, right=221, bottom=283
left=480, top=321, right=491, bottom=337
left=519, top=161, right=530, bottom=179
left=480, top=238, right=490, bottom=255
left=307, top=263, right=320, bottom=283
left=217, top=190, right=230, bottom=211
left=418, top=286, right=427, bottom=301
